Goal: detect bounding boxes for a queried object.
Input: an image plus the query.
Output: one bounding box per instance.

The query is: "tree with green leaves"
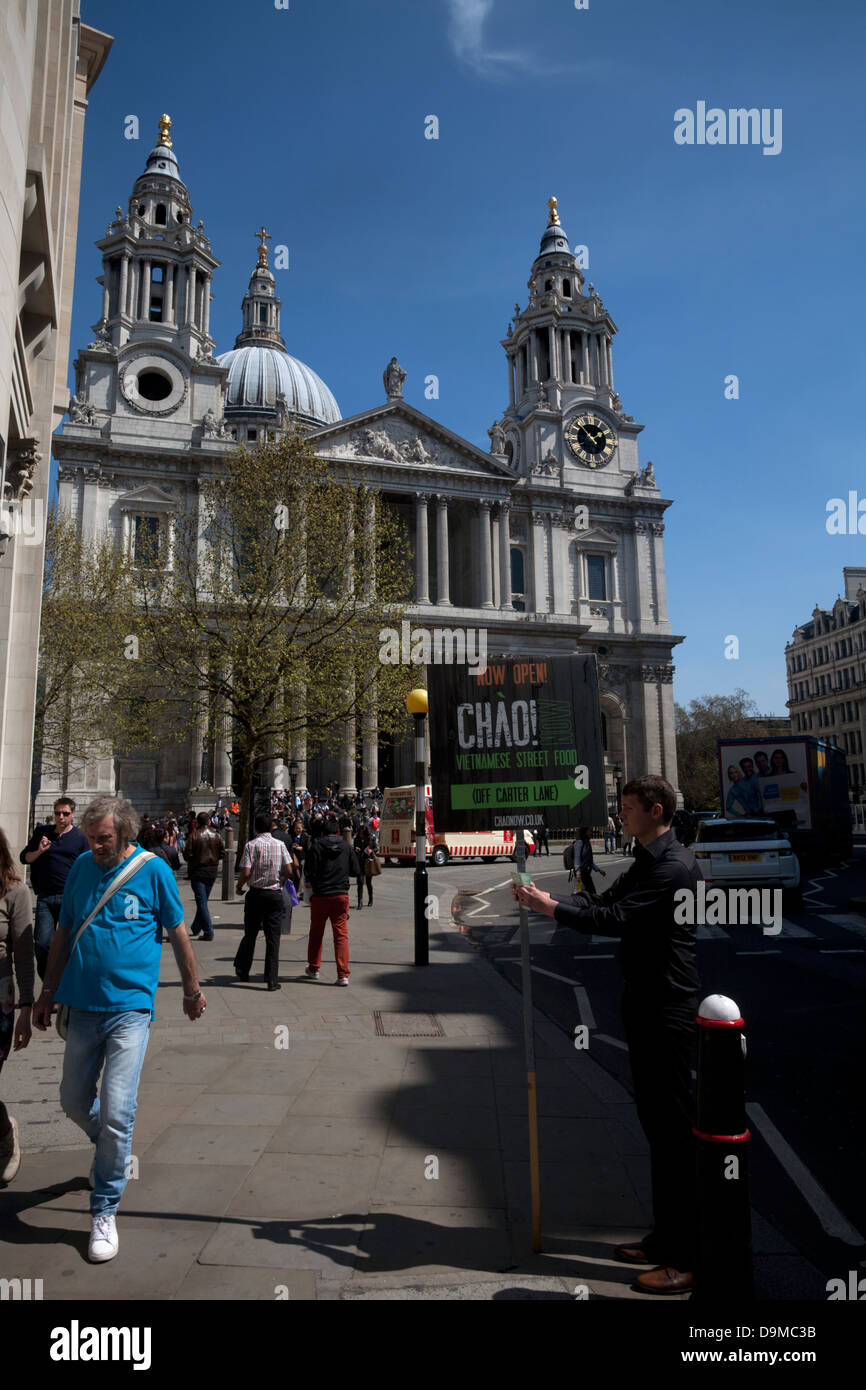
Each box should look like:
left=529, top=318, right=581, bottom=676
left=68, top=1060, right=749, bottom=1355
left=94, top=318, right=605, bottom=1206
left=133, top=430, right=416, bottom=848
left=675, top=689, right=787, bottom=811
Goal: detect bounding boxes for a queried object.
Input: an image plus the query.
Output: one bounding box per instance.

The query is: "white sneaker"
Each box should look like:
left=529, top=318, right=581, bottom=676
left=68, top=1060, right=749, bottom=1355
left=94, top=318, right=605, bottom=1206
left=89, top=1212, right=118, bottom=1262
left=337, top=976, right=349, bottom=987
left=0, top=1116, right=20, bottom=1185
left=305, top=966, right=320, bottom=979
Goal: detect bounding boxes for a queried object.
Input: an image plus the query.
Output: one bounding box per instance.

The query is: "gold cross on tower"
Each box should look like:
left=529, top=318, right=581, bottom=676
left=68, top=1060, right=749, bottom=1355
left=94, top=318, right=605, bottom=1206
left=255, top=226, right=272, bottom=267
left=158, top=113, right=172, bottom=148
left=547, top=195, right=560, bottom=226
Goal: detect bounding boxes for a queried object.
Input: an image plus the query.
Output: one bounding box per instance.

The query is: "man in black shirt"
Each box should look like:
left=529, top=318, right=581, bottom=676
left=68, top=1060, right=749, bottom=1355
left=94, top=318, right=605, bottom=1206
left=21, top=795, right=88, bottom=979
left=515, top=774, right=700, bottom=1295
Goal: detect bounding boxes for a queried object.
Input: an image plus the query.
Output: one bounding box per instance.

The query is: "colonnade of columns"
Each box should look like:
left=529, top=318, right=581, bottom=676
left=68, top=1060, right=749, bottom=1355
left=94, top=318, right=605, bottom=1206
left=413, top=492, right=513, bottom=611
left=112, top=250, right=211, bottom=332
left=507, top=327, right=613, bottom=399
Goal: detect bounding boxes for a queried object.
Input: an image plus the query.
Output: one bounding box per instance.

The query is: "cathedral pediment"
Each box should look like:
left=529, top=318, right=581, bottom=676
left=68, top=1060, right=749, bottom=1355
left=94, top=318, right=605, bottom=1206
left=115, top=482, right=177, bottom=511
left=309, top=401, right=514, bottom=481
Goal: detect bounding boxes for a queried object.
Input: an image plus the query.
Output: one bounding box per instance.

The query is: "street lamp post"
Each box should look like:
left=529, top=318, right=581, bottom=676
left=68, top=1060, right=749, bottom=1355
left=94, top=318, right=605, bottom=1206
left=406, top=688, right=429, bottom=966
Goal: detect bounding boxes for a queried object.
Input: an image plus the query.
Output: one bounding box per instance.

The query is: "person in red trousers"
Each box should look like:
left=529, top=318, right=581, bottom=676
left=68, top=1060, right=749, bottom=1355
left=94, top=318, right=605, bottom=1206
left=304, top=814, right=361, bottom=986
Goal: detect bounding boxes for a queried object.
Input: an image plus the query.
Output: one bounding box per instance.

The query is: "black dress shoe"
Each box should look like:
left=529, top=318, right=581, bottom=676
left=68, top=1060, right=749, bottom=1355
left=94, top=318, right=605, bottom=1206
left=234, top=970, right=249, bottom=982
left=267, top=982, right=281, bottom=991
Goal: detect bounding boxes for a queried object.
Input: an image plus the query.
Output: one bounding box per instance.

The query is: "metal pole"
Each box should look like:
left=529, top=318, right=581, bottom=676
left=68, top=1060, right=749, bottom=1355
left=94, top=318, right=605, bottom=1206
left=692, top=993, right=754, bottom=1300
left=516, top=830, right=542, bottom=1252
left=413, top=711, right=428, bottom=966
left=221, top=823, right=237, bottom=902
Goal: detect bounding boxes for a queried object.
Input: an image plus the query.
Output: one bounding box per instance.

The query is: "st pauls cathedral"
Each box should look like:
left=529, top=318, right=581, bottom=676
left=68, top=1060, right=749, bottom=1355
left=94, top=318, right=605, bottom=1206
left=44, top=115, right=683, bottom=816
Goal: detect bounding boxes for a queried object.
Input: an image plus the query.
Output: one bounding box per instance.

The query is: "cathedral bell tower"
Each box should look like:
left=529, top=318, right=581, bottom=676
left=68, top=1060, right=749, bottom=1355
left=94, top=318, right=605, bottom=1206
left=66, top=114, right=230, bottom=448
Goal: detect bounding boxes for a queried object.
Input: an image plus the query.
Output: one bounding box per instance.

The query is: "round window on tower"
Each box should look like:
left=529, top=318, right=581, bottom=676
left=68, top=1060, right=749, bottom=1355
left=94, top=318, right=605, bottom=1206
left=137, top=370, right=172, bottom=402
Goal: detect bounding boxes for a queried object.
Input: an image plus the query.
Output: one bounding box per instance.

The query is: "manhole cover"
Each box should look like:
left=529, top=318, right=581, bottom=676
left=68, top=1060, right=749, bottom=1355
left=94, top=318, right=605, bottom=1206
left=374, top=1012, right=444, bottom=1037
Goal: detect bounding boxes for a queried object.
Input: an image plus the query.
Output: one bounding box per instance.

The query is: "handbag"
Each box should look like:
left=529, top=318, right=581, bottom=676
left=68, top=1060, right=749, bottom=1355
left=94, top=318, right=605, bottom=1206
left=55, top=851, right=155, bottom=1040
left=365, top=853, right=382, bottom=878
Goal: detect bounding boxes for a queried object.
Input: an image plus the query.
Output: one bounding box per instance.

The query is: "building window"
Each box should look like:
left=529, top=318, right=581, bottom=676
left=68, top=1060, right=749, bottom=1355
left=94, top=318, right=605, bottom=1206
left=510, top=546, right=525, bottom=611
left=260, top=305, right=268, bottom=323
left=247, top=428, right=257, bottom=442
left=155, top=204, right=167, bottom=226
left=563, top=278, right=572, bottom=298
left=134, top=515, right=162, bottom=567
left=587, top=554, right=607, bottom=601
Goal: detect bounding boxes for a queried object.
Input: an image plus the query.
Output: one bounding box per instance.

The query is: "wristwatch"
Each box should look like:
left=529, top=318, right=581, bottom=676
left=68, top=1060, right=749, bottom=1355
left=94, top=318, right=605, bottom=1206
left=184, top=990, right=202, bottom=1001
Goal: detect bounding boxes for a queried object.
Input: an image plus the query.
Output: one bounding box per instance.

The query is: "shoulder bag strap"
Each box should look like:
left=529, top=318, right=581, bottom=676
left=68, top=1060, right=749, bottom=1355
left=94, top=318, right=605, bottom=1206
left=69, top=851, right=156, bottom=955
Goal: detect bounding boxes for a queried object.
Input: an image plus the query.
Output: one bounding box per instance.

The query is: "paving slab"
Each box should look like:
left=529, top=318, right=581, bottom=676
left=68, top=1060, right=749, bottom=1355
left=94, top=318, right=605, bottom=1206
left=225, top=1151, right=382, bottom=1220
left=198, top=1213, right=368, bottom=1279
left=266, top=1116, right=386, bottom=1157
left=372, top=1146, right=506, bottom=1208
left=142, top=1123, right=276, bottom=1167
left=351, top=1204, right=512, bottom=1280
left=183, top=1092, right=294, bottom=1127
left=173, top=1264, right=318, bottom=1300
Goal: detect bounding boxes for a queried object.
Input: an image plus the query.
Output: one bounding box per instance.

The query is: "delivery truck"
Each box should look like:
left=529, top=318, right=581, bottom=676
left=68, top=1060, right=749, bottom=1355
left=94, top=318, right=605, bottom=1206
left=717, top=735, right=852, bottom=862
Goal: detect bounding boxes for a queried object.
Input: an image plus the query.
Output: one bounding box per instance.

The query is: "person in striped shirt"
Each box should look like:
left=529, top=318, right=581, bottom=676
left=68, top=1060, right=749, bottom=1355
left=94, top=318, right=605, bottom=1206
left=233, top=815, right=292, bottom=991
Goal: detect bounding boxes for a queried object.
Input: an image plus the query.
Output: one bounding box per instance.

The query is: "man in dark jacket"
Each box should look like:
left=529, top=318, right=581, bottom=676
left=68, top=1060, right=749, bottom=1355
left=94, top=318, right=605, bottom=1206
left=515, top=774, right=700, bottom=1296
left=304, top=814, right=361, bottom=986
left=21, top=796, right=88, bottom=978
left=183, top=813, right=224, bottom=941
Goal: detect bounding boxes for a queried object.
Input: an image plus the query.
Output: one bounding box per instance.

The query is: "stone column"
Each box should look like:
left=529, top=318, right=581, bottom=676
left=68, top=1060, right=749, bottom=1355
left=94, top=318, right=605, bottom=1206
left=101, top=280, right=110, bottom=321
left=498, top=502, right=512, bottom=611
left=361, top=709, right=378, bottom=790
left=119, top=253, right=129, bottom=317
left=415, top=492, right=430, bottom=604
left=186, top=266, right=196, bottom=326
left=188, top=696, right=210, bottom=790
left=549, top=324, right=558, bottom=381
left=548, top=517, right=563, bottom=614
left=531, top=511, right=548, bottom=613
left=478, top=501, right=495, bottom=610
left=582, top=333, right=590, bottom=385
left=651, top=522, right=668, bottom=629
left=140, top=258, right=151, bottom=320
left=606, top=337, right=614, bottom=391
left=165, top=264, right=175, bottom=325
left=507, top=356, right=515, bottom=408
left=363, top=488, right=376, bottom=600
left=203, top=275, right=211, bottom=339
left=436, top=495, right=450, bottom=605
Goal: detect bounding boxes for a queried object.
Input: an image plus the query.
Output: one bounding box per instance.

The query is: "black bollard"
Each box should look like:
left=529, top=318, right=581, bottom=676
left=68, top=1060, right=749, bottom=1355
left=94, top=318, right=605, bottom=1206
left=692, top=993, right=754, bottom=1300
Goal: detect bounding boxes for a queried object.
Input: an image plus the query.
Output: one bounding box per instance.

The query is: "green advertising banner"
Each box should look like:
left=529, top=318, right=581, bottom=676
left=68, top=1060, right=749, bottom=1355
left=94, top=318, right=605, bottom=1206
left=427, top=656, right=606, bottom=833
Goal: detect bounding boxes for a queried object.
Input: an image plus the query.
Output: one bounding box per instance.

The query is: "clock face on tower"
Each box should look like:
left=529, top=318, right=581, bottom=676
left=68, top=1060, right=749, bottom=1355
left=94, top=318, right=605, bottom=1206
left=565, top=412, right=616, bottom=468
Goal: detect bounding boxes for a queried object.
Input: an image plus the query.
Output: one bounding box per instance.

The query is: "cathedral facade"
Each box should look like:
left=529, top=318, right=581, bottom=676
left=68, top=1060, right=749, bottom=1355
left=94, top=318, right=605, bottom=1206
left=45, top=117, right=683, bottom=818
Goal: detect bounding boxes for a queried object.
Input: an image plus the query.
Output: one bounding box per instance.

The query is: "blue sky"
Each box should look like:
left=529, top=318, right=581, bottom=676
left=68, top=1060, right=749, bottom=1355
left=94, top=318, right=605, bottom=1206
left=68, top=0, right=866, bottom=715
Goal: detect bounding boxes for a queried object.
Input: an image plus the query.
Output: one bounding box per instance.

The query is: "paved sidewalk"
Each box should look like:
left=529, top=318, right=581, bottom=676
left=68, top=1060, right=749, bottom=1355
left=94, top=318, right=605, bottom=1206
left=0, top=867, right=815, bottom=1300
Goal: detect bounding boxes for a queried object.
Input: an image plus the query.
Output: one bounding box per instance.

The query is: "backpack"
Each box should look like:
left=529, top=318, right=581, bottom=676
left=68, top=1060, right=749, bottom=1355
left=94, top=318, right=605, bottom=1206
left=563, top=841, right=575, bottom=871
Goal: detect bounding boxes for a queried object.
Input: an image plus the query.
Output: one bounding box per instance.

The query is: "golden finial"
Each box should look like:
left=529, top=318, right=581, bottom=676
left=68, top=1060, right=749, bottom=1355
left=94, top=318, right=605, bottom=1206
left=158, top=113, right=172, bottom=148
left=547, top=195, right=560, bottom=226
left=255, top=225, right=272, bottom=268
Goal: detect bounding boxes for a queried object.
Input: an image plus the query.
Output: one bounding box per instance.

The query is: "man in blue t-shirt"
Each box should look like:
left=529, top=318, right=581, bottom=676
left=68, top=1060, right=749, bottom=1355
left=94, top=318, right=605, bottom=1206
left=32, top=795, right=206, bottom=1265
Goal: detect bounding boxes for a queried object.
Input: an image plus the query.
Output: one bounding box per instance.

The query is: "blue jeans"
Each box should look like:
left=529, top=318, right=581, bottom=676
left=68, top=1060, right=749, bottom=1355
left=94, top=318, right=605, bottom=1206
left=190, top=873, right=217, bottom=937
left=59, top=1008, right=151, bottom=1216
left=603, top=833, right=615, bottom=853
left=34, top=894, right=64, bottom=980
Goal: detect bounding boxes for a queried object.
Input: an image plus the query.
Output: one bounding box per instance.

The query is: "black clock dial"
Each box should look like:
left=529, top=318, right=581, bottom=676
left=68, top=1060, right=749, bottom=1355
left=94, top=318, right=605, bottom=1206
left=565, top=413, right=615, bottom=468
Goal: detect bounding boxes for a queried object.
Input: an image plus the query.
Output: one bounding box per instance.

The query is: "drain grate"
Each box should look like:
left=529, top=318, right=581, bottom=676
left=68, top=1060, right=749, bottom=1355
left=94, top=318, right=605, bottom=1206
left=374, top=1011, right=445, bottom=1037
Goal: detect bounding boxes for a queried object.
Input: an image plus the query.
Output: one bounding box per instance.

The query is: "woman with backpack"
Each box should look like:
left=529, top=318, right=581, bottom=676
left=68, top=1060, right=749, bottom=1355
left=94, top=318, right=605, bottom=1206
left=576, top=826, right=606, bottom=896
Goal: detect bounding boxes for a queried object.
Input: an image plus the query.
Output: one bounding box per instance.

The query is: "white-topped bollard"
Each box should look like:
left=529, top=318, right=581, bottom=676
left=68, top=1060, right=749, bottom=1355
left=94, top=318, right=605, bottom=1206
left=693, top=993, right=754, bottom=1300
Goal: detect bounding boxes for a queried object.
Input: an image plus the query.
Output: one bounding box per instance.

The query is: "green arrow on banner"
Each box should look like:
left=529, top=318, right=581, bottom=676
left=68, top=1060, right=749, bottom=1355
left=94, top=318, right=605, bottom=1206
left=450, top=780, right=591, bottom=810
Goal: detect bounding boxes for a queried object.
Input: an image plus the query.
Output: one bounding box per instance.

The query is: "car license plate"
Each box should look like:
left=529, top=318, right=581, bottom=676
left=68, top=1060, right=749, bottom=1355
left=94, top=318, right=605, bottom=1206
left=731, top=853, right=761, bottom=862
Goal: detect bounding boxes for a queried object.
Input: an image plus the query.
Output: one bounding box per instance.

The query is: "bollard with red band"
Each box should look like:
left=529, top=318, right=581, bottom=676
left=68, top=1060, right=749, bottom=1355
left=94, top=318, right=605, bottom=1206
left=693, top=993, right=755, bottom=1301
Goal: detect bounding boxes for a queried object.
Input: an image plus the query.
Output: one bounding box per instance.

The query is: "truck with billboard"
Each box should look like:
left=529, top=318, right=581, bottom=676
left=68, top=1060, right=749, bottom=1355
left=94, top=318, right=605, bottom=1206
left=717, top=735, right=852, bottom=862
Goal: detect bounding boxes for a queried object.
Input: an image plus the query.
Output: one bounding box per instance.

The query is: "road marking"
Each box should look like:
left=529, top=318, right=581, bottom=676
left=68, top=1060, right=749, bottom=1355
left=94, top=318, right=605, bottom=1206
left=746, top=1102, right=865, bottom=1245
left=573, top=953, right=616, bottom=959
left=492, top=959, right=584, bottom=988
left=696, top=924, right=729, bottom=940
left=573, top=985, right=596, bottom=1030
left=819, top=914, right=866, bottom=940
left=594, top=1032, right=628, bottom=1052
left=735, top=950, right=781, bottom=955
left=820, top=948, right=864, bottom=954
left=779, top=919, right=815, bottom=938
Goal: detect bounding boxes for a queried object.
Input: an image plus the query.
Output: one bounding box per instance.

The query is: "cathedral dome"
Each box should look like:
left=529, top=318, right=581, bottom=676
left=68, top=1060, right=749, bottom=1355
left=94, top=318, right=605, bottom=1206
left=217, top=343, right=341, bottom=426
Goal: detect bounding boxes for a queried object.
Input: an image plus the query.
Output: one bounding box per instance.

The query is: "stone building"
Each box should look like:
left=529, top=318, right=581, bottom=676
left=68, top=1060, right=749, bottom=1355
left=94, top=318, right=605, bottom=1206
left=0, top=1, right=111, bottom=847
left=46, top=122, right=684, bottom=816
left=786, top=567, right=866, bottom=797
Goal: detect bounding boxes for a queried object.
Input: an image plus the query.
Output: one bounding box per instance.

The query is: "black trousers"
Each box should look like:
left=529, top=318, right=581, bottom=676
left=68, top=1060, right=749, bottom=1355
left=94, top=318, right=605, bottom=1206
left=234, top=888, right=283, bottom=985
left=621, top=996, right=698, bottom=1270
